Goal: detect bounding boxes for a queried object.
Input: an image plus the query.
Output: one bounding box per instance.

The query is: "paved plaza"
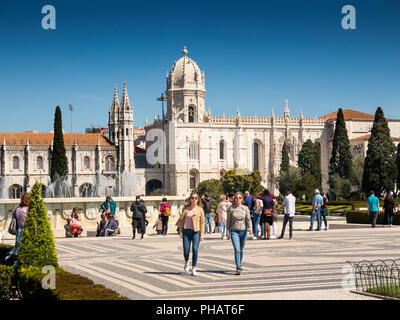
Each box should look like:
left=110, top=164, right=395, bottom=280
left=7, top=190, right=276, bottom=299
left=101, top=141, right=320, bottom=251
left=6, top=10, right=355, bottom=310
left=40, top=224, right=400, bottom=300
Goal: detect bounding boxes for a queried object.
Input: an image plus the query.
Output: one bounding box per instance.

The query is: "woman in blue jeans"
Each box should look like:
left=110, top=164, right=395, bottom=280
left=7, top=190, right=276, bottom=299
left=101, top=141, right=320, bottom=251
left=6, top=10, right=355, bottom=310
left=176, top=192, right=205, bottom=276
left=226, top=192, right=253, bottom=275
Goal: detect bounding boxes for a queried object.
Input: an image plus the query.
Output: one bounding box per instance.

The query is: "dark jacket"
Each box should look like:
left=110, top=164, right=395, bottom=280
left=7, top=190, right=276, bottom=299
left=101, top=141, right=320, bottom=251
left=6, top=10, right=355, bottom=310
left=106, top=219, right=118, bottom=230
left=131, top=201, right=147, bottom=220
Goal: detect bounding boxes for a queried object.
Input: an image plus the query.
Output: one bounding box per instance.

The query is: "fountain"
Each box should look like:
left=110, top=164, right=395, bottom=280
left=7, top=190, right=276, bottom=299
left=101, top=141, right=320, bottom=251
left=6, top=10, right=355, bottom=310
left=119, top=171, right=137, bottom=197
left=46, top=174, right=73, bottom=198
left=93, top=172, right=115, bottom=197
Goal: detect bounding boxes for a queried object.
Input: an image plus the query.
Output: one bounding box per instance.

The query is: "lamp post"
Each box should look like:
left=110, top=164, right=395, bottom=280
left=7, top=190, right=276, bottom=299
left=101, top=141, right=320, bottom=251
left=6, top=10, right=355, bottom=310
left=156, top=93, right=167, bottom=192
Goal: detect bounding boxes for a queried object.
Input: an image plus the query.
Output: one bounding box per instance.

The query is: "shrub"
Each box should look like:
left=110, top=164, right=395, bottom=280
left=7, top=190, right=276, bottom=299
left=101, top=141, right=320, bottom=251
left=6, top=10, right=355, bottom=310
left=17, top=267, right=128, bottom=300
left=345, top=211, right=400, bottom=225
left=0, top=265, right=14, bottom=300
left=18, top=182, right=58, bottom=268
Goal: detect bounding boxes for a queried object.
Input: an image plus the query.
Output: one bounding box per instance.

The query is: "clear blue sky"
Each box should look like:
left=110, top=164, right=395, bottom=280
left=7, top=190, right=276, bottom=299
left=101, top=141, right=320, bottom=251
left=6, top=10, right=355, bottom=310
left=0, top=0, right=399, bottom=133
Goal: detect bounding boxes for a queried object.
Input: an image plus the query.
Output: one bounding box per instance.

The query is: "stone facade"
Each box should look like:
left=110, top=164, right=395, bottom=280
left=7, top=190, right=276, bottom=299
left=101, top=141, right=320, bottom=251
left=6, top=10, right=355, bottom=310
left=144, top=48, right=400, bottom=196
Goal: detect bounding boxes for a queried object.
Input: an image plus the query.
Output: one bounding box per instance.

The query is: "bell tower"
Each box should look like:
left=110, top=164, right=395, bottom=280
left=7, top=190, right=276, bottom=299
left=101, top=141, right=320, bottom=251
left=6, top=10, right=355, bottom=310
left=166, top=47, right=206, bottom=122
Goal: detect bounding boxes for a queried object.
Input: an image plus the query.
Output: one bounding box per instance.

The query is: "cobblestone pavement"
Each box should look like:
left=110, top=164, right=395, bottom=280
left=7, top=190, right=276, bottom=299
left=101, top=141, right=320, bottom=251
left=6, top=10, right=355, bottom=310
left=54, top=226, right=400, bottom=300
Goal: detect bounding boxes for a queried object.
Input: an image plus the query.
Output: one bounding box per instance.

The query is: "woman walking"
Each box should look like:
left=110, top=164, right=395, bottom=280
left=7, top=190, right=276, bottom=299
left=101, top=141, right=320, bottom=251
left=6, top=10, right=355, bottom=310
left=5, top=193, right=30, bottom=264
left=227, top=192, right=253, bottom=275
left=216, top=194, right=231, bottom=240
left=159, top=198, right=171, bottom=236
left=383, top=194, right=394, bottom=227
left=176, top=192, right=205, bottom=276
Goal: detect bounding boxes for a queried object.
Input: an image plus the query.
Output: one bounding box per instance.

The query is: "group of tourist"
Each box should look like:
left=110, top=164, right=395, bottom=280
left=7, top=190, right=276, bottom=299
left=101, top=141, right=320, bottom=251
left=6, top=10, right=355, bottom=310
left=4, top=187, right=399, bottom=277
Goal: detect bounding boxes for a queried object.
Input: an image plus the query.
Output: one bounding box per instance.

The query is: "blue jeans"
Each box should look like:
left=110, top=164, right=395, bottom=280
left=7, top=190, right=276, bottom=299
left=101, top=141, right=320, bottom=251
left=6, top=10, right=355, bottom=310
left=320, top=207, right=328, bottom=228
left=253, top=214, right=261, bottom=236
left=230, top=230, right=247, bottom=270
left=309, top=207, right=321, bottom=230
left=183, top=228, right=200, bottom=267
left=204, top=213, right=212, bottom=233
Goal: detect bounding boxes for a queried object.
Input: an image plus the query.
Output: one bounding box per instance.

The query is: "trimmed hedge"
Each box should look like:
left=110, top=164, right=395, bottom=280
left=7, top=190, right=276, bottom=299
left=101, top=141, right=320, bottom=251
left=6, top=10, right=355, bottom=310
left=1, top=244, right=127, bottom=300
left=345, top=210, right=400, bottom=225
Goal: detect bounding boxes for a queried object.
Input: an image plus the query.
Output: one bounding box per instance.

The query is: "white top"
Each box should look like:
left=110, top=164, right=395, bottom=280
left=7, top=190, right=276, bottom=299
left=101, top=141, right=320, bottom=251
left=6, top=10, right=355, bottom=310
left=283, top=193, right=296, bottom=217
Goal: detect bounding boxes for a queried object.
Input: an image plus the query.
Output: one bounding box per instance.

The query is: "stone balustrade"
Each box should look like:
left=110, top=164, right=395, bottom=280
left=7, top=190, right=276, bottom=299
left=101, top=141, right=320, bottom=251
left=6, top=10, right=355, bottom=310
left=0, top=196, right=187, bottom=239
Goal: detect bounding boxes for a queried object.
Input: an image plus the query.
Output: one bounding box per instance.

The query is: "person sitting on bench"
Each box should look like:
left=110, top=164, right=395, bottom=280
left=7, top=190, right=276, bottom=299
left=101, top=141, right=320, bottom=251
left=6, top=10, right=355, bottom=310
left=104, top=216, right=119, bottom=236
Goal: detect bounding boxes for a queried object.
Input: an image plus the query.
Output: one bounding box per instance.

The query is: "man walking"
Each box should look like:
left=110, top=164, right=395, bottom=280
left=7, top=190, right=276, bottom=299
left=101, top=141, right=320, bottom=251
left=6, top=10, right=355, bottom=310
left=278, top=189, right=296, bottom=240
left=202, top=194, right=214, bottom=234
left=367, top=190, right=380, bottom=228
left=131, top=195, right=147, bottom=239
left=309, top=189, right=323, bottom=231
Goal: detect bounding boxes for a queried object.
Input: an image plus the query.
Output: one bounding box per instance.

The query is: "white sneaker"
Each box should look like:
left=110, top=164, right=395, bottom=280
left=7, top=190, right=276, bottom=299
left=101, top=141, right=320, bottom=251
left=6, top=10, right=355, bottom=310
left=270, top=235, right=276, bottom=239
left=191, top=269, right=197, bottom=276
left=184, top=264, right=190, bottom=273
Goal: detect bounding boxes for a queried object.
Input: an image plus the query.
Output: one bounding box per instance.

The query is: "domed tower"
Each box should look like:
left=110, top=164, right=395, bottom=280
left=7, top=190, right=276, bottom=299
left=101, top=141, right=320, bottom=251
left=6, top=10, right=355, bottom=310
left=166, top=47, right=206, bottom=122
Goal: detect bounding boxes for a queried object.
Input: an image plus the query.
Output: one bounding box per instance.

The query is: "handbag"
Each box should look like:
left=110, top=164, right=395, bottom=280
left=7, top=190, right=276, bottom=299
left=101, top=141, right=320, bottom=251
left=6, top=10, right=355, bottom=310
left=8, top=215, right=17, bottom=236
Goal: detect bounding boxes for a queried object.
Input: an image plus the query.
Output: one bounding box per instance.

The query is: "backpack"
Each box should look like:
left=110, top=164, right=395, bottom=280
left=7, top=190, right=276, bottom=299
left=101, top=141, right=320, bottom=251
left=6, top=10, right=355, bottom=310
left=164, top=206, right=171, bottom=217
left=204, top=200, right=212, bottom=213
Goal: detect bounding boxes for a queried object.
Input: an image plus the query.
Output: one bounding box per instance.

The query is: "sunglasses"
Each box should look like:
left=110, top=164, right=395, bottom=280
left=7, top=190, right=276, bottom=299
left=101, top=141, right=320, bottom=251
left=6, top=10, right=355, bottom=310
left=235, top=196, right=242, bottom=199
left=191, top=196, right=198, bottom=200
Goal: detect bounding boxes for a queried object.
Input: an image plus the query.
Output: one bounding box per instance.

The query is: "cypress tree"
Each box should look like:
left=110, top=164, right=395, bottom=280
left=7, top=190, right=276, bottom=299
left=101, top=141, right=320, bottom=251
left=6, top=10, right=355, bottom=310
left=50, top=106, right=68, bottom=182
left=329, top=108, right=352, bottom=179
left=18, top=182, right=58, bottom=268
left=298, top=139, right=321, bottom=189
left=280, top=143, right=290, bottom=173
left=362, top=107, right=397, bottom=194
left=298, top=139, right=315, bottom=175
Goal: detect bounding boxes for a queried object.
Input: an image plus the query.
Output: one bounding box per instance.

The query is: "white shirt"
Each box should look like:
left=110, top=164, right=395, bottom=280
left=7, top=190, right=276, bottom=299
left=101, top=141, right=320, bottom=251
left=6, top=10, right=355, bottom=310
left=283, top=193, right=296, bottom=217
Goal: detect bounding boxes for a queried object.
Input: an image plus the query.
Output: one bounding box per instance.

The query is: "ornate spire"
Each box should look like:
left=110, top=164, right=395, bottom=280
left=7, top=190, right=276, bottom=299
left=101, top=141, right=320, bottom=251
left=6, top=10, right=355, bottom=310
left=111, top=86, right=120, bottom=111
left=300, top=108, right=303, bottom=118
left=120, top=80, right=132, bottom=110
left=271, top=108, right=275, bottom=118
left=182, top=46, right=188, bottom=56
left=284, top=99, right=290, bottom=118
left=236, top=107, right=241, bottom=117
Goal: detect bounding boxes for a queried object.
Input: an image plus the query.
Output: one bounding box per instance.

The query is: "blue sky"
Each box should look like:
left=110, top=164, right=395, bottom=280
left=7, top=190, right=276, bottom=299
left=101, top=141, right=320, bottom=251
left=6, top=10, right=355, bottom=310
left=0, top=0, right=399, bottom=133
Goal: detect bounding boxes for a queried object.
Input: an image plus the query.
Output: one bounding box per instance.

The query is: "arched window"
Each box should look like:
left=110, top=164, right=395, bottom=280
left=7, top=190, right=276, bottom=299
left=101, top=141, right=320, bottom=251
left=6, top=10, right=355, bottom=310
left=12, top=156, right=19, bottom=170
left=79, top=183, right=93, bottom=197
left=9, top=184, right=23, bottom=199
left=189, top=169, right=199, bottom=189
left=189, top=143, right=198, bottom=160
left=188, top=106, right=195, bottom=123
left=219, top=140, right=225, bottom=160
left=84, top=156, right=90, bottom=169
left=105, top=155, right=115, bottom=171
left=253, top=142, right=259, bottom=171
left=37, top=156, right=43, bottom=170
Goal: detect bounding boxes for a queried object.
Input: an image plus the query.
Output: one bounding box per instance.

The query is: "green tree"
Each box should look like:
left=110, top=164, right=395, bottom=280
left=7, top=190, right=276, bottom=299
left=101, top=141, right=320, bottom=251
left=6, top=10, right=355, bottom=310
left=362, top=107, right=397, bottom=194
left=50, top=106, right=68, bottom=182
left=350, top=156, right=364, bottom=192
left=329, top=108, right=353, bottom=179
left=329, top=173, right=351, bottom=200
left=292, top=172, right=320, bottom=200
left=18, top=182, right=58, bottom=268
left=298, top=139, right=322, bottom=188
left=195, top=179, right=224, bottom=200
left=280, top=143, right=290, bottom=173
left=275, top=166, right=301, bottom=196
left=222, top=169, right=263, bottom=195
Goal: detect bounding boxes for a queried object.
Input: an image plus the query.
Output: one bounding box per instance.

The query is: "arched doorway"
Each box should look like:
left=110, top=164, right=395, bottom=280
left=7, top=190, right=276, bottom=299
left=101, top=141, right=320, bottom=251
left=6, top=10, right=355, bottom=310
left=9, top=184, right=23, bottom=199
left=146, top=179, right=163, bottom=195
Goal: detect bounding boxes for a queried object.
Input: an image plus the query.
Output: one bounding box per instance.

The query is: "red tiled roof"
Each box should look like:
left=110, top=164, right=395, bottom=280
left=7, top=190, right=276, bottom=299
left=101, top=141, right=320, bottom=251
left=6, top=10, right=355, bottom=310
left=351, top=134, right=400, bottom=141
left=319, top=109, right=375, bottom=121
left=0, top=133, right=114, bottom=147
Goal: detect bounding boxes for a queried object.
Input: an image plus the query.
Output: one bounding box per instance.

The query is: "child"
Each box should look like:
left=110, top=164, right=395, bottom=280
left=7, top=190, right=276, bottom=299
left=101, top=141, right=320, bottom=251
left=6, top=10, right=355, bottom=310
left=64, top=218, right=73, bottom=238
left=153, top=214, right=163, bottom=235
